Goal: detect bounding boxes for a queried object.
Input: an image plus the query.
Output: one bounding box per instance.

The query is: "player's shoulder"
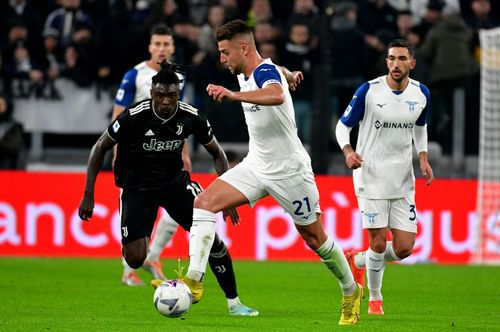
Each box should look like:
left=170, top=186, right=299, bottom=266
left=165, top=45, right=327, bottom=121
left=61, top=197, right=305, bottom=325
left=178, top=101, right=199, bottom=116
left=368, top=76, right=384, bottom=86
left=254, top=59, right=279, bottom=75
left=134, top=61, right=148, bottom=71
left=127, top=99, right=152, bottom=117
left=409, top=78, right=430, bottom=97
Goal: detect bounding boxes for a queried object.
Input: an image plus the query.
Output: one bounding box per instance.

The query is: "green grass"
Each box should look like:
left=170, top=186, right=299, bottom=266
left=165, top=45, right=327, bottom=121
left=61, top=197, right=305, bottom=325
left=0, top=258, right=498, bottom=331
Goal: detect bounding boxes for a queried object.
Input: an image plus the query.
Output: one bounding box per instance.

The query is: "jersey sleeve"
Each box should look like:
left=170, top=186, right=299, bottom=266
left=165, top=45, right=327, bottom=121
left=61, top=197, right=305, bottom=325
left=416, top=83, right=431, bottom=126
left=114, top=69, right=138, bottom=107
left=107, top=108, right=131, bottom=142
left=253, top=64, right=282, bottom=89
left=340, top=82, right=370, bottom=127
left=193, top=111, right=215, bottom=145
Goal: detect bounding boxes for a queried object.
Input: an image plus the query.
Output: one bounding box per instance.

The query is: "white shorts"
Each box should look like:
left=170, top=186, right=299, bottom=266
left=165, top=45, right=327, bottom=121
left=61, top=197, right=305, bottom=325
left=219, top=160, right=321, bottom=225
left=357, top=194, right=417, bottom=233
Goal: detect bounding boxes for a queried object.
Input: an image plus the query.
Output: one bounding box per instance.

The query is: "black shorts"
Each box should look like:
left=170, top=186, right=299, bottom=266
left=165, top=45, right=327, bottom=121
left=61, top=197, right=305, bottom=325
left=119, top=174, right=202, bottom=245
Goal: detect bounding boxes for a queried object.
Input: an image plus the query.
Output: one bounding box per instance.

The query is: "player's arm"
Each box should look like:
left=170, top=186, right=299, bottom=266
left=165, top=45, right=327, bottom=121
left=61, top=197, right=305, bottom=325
left=278, top=65, right=303, bottom=91
left=335, top=82, right=370, bottom=169
left=181, top=140, right=192, bottom=172
left=202, top=137, right=240, bottom=225
left=203, top=137, right=229, bottom=176
left=79, top=132, right=116, bottom=221
left=413, top=125, right=434, bottom=185
left=207, top=83, right=284, bottom=105
left=336, top=121, right=363, bottom=169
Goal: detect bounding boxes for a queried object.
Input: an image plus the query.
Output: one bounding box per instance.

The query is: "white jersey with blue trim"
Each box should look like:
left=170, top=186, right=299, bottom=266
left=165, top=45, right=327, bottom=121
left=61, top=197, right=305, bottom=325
left=340, top=75, right=430, bottom=199
left=237, top=58, right=311, bottom=179
left=115, top=61, right=185, bottom=107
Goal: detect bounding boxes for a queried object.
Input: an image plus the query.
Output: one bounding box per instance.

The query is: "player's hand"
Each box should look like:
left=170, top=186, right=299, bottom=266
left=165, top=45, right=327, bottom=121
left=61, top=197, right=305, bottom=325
left=78, top=194, right=95, bottom=221
left=346, top=151, right=363, bottom=169
left=288, top=71, right=304, bottom=91
left=206, top=84, right=234, bottom=102
left=223, top=208, right=240, bottom=226
left=420, top=161, right=434, bottom=185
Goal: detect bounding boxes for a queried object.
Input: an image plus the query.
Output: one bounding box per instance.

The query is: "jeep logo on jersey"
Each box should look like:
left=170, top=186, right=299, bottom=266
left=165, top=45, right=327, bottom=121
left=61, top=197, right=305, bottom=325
left=143, top=139, right=182, bottom=151
left=374, top=120, right=414, bottom=129
left=406, top=101, right=418, bottom=111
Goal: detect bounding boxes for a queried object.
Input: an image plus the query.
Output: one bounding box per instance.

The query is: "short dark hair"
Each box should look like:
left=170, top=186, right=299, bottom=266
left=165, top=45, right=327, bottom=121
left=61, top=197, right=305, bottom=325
left=150, top=23, right=173, bottom=37
left=216, top=19, right=252, bottom=42
left=152, top=60, right=180, bottom=86
left=387, top=38, right=414, bottom=58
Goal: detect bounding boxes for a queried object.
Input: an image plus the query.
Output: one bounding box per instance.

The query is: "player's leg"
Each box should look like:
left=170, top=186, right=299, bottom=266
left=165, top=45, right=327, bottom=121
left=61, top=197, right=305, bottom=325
left=355, top=197, right=389, bottom=314
left=366, top=228, right=387, bottom=314
left=208, top=233, right=259, bottom=316
left=143, top=213, right=179, bottom=280
left=187, top=179, right=249, bottom=302
left=120, top=190, right=159, bottom=270
left=267, top=173, right=361, bottom=325
left=158, top=178, right=257, bottom=313
left=187, top=163, right=262, bottom=303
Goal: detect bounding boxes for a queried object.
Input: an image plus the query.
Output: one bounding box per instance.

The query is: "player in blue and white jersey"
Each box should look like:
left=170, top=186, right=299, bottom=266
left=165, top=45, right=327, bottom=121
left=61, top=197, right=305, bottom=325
left=182, top=19, right=362, bottom=325
left=335, top=39, right=434, bottom=315
left=112, top=24, right=189, bottom=287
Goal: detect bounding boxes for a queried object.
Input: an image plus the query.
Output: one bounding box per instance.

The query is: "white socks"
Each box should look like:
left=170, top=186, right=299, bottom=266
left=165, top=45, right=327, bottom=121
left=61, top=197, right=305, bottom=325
left=122, top=257, right=134, bottom=273
left=147, top=214, right=179, bottom=261
left=354, top=241, right=401, bottom=268
left=187, top=208, right=216, bottom=281
left=315, top=237, right=356, bottom=296
left=354, top=242, right=402, bottom=301
left=227, top=296, right=241, bottom=308
left=366, top=248, right=385, bottom=301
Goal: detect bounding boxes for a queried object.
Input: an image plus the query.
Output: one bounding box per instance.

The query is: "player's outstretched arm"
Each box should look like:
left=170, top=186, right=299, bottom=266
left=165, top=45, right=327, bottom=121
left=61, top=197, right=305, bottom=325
left=79, top=132, right=116, bottom=221
left=207, top=83, right=284, bottom=105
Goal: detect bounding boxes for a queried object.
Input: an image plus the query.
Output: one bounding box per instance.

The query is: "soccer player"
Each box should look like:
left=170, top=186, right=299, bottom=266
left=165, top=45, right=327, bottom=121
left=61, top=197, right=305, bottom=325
left=335, top=39, right=434, bottom=315
left=78, top=61, right=258, bottom=316
left=113, top=24, right=187, bottom=286
left=183, top=19, right=362, bottom=325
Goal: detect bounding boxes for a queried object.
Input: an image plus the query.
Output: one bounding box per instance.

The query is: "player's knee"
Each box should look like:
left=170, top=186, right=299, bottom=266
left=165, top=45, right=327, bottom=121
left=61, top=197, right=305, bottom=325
left=210, top=234, right=227, bottom=255
left=394, top=246, right=413, bottom=259
left=193, top=192, right=212, bottom=210
left=370, top=242, right=387, bottom=254
left=124, top=251, right=147, bottom=269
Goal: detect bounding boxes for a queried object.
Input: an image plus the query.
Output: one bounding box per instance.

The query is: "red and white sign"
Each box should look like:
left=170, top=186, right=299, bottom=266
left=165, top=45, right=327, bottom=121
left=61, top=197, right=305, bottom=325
left=0, top=171, right=491, bottom=264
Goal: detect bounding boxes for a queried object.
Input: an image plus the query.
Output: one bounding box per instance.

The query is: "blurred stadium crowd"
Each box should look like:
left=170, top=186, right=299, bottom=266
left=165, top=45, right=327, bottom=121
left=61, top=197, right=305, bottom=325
left=0, top=0, right=499, bottom=172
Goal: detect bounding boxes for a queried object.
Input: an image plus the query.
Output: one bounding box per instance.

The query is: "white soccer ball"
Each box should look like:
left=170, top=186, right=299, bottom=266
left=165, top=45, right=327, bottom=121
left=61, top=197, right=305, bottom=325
left=153, top=280, right=192, bottom=318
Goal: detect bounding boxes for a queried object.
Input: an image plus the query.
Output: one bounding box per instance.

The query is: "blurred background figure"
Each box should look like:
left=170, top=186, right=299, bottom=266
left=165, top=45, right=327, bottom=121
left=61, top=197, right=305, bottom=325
left=279, top=20, right=318, bottom=144
left=0, top=92, right=24, bottom=169
left=418, top=10, right=479, bottom=155
left=2, top=20, right=44, bottom=98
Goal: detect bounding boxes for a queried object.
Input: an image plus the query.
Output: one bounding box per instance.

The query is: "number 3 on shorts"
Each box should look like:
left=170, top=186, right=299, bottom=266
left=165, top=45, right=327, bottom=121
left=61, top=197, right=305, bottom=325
left=409, top=204, right=416, bottom=221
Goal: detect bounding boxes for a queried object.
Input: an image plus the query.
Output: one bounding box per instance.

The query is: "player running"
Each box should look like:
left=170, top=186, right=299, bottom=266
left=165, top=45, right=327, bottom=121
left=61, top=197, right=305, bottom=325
left=182, top=19, right=362, bottom=325
left=112, top=24, right=188, bottom=286
left=335, top=39, right=434, bottom=315
left=79, top=61, right=258, bottom=316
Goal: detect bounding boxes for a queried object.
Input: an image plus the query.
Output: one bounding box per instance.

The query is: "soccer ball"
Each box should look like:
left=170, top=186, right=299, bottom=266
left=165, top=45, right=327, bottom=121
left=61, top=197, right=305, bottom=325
left=153, top=280, right=192, bottom=318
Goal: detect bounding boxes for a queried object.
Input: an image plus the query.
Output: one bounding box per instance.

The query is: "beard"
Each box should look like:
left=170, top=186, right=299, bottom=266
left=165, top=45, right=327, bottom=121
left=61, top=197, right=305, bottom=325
left=390, top=70, right=407, bottom=83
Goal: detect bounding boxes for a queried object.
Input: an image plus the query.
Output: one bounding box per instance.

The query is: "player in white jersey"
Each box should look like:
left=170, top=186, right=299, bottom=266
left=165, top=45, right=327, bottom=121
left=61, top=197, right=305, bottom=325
left=335, top=39, right=434, bottom=315
left=182, top=20, right=362, bottom=325
left=113, top=24, right=188, bottom=286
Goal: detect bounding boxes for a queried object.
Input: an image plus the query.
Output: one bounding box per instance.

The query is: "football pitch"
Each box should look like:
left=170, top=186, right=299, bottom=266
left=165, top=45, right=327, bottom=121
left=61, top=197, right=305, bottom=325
left=0, top=258, right=498, bottom=331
